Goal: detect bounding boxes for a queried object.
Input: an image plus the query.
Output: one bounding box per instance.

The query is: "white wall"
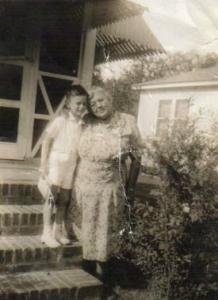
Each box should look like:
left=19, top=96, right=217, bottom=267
left=137, top=85, right=218, bottom=139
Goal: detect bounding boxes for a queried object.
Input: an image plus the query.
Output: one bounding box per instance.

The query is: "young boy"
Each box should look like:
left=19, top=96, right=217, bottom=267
left=39, top=85, right=88, bottom=248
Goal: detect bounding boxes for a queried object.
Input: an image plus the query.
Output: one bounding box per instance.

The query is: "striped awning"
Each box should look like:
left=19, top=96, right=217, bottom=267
left=95, top=16, right=165, bottom=64
left=1, top=0, right=164, bottom=64
left=1, top=0, right=145, bottom=28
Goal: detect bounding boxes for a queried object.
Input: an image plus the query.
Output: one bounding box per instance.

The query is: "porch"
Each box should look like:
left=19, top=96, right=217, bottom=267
left=0, top=0, right=163, bottom=183
left=0, top=1, right=164, bottom=299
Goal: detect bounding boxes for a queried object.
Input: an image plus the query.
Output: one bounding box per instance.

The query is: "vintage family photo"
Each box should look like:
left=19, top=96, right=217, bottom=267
left=0, top=0, right=218, bottom=299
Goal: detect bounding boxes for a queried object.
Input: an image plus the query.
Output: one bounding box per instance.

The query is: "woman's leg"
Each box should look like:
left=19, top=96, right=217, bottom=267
left=97, top=261, right=119, bottom=300
left=41, top=186, right=60, bottom=248
left=53, top=188, right=71, bottom=244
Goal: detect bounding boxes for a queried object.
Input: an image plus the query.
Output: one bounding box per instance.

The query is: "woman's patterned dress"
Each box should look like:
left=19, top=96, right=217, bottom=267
left=73, top=111, right=143, bottom=262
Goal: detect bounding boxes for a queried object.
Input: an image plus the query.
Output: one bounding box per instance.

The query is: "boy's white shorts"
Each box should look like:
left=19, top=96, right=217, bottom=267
left=47, top=154, right=77, bottom=189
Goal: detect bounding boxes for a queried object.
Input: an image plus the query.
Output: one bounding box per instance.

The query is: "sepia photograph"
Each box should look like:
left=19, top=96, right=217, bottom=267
left=0, top=0, right=218, bottom=299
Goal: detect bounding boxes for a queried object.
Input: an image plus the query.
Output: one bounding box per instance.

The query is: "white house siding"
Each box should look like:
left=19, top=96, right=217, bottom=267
left=137, top=90, right=160, bottom=139
left=137, top=85, right=218, bottom=139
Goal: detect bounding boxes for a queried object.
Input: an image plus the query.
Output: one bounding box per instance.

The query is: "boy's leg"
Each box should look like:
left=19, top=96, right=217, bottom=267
left=41, top=186, right=60, bottom=248
left=64, top=191, right=78, bottom=240
left=53, top=188, right=71, bottom=245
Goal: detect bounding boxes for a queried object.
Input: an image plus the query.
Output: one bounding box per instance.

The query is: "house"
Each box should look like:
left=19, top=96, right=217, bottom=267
left=133, top=64, right=218, bottom=139
left=0, top=1, right=164, bottom=298
left=0, top=0, right=163, bottom=183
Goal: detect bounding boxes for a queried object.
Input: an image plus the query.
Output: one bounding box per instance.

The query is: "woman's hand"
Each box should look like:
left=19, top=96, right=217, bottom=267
left=126, top=187, right=135, bottom=206
left=112, top=150, right=129, bottom=162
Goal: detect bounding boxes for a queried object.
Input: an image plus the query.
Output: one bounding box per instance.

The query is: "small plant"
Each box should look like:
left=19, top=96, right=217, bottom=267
left=121, top=119, right=218, bottom=300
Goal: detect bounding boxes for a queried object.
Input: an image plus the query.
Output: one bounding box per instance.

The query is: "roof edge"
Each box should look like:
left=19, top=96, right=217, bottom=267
left=132, top=80, right=218, bottom=91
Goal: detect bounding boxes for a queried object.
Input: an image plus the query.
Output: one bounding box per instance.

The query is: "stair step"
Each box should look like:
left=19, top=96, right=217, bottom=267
left=0, top=205, right=43, bottom=235
left=0, top=268, right=102, bottom=299
left=0, top=184, right=42, bottom=205
left=0, top=235, right=81, bottom=273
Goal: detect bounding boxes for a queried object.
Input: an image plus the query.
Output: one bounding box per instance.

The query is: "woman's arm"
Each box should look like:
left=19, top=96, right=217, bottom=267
left=126, top=151, right=141, bottom=204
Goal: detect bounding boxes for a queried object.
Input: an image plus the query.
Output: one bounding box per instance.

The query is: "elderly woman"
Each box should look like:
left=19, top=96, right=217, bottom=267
left=73, top=86, right=144, bottom=279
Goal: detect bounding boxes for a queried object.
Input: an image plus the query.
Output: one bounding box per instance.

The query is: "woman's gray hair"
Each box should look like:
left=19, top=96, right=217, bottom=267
left=88, top=86, right=113, bottom=103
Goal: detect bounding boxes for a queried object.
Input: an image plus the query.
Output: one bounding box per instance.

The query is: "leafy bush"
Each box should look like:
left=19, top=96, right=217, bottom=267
left=121, top=120, right=218, bottom=300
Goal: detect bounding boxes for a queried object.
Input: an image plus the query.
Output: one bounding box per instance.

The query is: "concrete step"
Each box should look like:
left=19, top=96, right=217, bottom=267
left=0, top=184, right=42, bottom=205
left=0, top=205, right=43, bottom=235
left=0, top=268, right=102, bottom=300
left=0, top=235, right=81, bottom=273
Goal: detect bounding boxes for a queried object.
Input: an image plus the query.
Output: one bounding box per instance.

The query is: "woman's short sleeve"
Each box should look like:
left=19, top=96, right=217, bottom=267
left=45, top=116, right=63, bottom=139
left=119, top=113, right=145, bottom=158
left=129, top=115, right=145, bottom=151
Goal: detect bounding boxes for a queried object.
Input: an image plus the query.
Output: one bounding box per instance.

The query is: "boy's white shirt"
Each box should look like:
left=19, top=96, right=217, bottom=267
left=45, top=112, right=82, bottom=160
left=44, top=112, right=82, bottom=189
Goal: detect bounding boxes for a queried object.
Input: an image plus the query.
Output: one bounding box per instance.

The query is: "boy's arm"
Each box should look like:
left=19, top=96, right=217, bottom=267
left=40, top=136, right=53, bottom=177
left=40, top=116, right=62, bottom=176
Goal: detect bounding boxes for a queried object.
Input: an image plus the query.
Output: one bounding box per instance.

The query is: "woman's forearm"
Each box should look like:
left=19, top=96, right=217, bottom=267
left=126, top=153, right=141, bottom=192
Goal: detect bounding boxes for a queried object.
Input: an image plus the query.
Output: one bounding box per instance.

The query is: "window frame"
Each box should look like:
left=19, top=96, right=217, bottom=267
left=156, top=98, right=190, bottom=137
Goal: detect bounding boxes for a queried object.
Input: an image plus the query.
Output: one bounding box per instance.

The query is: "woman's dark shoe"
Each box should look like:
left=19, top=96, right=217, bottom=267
left=96, top=261, right=109, bottom=283
left=101, top=285, right=119, bottom=300
left=82, top=260, right=96, bottom=276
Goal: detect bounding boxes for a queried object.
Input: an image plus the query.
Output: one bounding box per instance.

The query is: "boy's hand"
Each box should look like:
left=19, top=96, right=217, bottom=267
left=39, top=165, right=47, bottom=178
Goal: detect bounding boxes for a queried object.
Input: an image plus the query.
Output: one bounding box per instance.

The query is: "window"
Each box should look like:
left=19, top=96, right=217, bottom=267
left=0, top=5, right=26, bottom=57
left=156, top=98, right=190, bottom=137
left=174, top=99, right=190, bottom=130
left=175, top=99, right=189, bottom=118
left=40, top=2, right=83, bottom=76
left=0, top=107, right=19, bottom=143
left=0, top=64, right=23, bottom=100
left=0, top=63, right=23, bottom=143
left=156, top=100, right=172, bottom=137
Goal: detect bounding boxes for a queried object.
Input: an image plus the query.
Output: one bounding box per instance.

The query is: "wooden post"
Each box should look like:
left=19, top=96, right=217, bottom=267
left=78, top=1, right=97, bottom=89
left=18, top=39, right=40, bottom=159
left=21, top=8, right=41, bottom=158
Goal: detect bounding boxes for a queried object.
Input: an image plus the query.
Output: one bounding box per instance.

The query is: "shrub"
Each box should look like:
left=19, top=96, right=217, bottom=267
left=121, top=120, right=218, bottom=300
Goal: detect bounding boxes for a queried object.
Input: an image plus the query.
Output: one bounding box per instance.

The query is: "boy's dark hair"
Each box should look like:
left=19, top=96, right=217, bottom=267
left=65, top=84, right=89, bottom=100
left=64, top=84, right=89, bottom=110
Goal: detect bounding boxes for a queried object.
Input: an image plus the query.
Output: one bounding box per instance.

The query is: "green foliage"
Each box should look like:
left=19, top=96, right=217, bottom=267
left=93, top=60, right=144, bottom=115
left=121, top=120, right=218, bottom=300
left=93, top=51, right=218, bottom=298
left=93, top=52, right=218, bottom=115
left=141, top=52, right=218, bottom=81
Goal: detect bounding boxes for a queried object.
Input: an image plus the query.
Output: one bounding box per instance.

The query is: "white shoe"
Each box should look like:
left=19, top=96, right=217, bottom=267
left=53, top=222, right=71, bottom=245
left=58, top=236, right=71, bottom=245
left=41, top=233, right=60, bottom=248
